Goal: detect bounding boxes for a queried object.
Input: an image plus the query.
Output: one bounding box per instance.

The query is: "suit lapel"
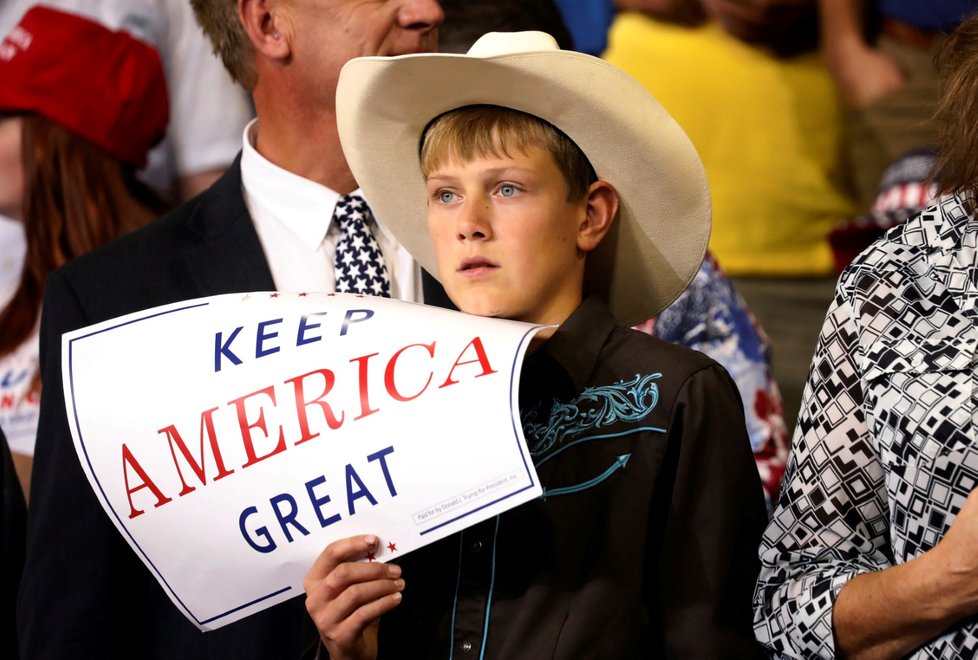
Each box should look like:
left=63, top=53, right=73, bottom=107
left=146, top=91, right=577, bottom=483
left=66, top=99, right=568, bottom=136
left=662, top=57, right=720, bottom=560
left=180, top=158, right=458, bottom=309
left=181, top=156, right=276, bottom=297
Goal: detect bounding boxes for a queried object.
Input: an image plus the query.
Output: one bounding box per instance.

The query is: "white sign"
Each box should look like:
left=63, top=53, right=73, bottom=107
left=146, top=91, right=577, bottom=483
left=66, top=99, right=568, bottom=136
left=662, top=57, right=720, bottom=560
left=62, top=293, right=543, bottom=630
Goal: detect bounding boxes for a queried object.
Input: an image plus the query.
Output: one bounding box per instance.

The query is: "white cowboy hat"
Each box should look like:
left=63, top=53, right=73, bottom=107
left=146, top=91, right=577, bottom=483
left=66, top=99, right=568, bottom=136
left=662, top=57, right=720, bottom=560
left=336, top=31, right=711, bottom=326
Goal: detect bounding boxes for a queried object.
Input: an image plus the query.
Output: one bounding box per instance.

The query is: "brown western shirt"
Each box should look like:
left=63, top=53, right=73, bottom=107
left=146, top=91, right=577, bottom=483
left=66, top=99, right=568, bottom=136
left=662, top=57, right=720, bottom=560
left=376, top=297, right=766, bottom=659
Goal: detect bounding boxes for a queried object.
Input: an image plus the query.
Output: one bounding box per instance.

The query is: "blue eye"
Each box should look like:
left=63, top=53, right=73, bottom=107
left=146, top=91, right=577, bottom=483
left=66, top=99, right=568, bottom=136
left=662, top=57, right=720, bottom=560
left=499, top=184, right=517, bottom=197
left=439, top=190, right=456, bottom=203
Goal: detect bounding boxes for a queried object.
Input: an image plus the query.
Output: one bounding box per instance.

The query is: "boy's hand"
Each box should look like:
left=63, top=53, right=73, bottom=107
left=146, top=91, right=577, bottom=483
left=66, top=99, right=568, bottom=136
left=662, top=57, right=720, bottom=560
left=303, top=535, right=405, bottom=660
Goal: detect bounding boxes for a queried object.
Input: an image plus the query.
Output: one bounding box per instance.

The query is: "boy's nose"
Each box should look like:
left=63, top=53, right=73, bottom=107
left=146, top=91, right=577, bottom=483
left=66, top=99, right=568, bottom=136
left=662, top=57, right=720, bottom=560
left=456, top=201, right=492, bottom=241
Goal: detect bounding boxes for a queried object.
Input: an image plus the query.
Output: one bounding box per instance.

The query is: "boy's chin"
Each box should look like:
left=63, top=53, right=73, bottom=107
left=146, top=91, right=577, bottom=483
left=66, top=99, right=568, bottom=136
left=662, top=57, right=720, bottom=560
left=454, top=298, right=507, bottom=320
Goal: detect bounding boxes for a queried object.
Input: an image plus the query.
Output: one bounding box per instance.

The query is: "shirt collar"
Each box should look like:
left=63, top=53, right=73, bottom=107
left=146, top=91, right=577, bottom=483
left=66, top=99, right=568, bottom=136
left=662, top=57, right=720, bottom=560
left=240, top=119, right=387, bottom=250
left=534, top=296, right=618, bottom=393
left=916, top=196, right=978, bottom=321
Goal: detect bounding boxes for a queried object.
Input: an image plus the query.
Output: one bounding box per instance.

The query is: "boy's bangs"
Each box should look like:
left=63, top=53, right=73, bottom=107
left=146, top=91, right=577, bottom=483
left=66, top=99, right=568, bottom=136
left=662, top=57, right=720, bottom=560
left=420, top=106, right=538, bottom=174
left=420, top=105, right=596, bottom=201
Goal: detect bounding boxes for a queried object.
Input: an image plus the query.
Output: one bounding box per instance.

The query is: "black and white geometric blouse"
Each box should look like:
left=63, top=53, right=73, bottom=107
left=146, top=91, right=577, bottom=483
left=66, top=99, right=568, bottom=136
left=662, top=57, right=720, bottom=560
left=754, top=195, right=978, bottom=658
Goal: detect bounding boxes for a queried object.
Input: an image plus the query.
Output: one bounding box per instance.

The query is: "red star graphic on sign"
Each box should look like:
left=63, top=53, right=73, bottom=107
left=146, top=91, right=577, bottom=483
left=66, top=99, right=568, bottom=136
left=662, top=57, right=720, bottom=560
left=298, top=292, right=308, bottom=297
left=328, top=293, right=337, bottom=297
left=355, top=294, right=366, bottom=298
left=269, top=293, right=279, bottom=298
left=365, top=551, right=376, bottom=562
left=387, top=542, right=397, bottom=553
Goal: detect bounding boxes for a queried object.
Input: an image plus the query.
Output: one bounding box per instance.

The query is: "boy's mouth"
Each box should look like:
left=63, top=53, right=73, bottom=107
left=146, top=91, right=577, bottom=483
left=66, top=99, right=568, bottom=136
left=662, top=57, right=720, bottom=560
left=458, top=257, right=499, bottom=273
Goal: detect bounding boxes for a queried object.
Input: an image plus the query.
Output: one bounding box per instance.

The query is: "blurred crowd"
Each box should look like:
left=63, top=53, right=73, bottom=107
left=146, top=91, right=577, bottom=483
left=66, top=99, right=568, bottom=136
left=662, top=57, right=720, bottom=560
left=3, top=1, right=978, bottom=658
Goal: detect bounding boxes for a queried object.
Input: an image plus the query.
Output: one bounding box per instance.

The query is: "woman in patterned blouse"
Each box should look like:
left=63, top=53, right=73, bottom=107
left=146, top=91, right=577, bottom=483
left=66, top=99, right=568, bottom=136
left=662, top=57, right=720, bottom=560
left=754, top=10, right=978, bottom=659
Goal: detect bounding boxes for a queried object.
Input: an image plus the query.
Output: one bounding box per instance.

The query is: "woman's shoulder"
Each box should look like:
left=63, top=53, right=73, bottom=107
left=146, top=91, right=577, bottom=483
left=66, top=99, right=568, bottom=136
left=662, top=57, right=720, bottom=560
left=841, top=194, right=975, bottom=292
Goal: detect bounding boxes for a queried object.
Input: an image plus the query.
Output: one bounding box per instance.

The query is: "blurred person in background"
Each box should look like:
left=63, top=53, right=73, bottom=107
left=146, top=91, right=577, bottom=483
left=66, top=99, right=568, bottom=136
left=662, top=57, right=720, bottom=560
left=0, top=0, right=252, bottom=203
left=828, top=147, right=939, bottom=272
left=0, top=0, right=253, bottom=353
left=818, top=0, right=978, bottom=212
left=553, top=0, right=617, bottom=54
left=617, top=0, right=818, bottom=55
left=438, top=0, right=575, bottom=52
left=605, top=0, right=854, bottom=434
left=0, top=6, right=169, bottom=502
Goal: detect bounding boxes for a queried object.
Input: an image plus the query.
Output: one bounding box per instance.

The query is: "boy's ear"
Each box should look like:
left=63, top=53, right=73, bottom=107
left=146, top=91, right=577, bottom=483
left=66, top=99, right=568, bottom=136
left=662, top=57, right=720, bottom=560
left=239, top=0, right=292, bottom=61
left=577, top=181, right=619, bottom=253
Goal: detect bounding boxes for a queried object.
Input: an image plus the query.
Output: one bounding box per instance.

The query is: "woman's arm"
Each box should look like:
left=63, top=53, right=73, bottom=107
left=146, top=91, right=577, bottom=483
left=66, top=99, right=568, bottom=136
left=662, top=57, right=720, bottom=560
left=834, top=487, right=978, bottom=658
left=754, top=283, right=892, bottom=658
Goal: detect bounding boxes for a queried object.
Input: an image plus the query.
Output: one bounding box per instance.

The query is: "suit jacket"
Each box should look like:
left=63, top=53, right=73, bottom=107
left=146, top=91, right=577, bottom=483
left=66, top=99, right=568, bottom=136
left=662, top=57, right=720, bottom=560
left=16, top=157, right=448, bottom=659
left=3, top=425, right=26, bottom=660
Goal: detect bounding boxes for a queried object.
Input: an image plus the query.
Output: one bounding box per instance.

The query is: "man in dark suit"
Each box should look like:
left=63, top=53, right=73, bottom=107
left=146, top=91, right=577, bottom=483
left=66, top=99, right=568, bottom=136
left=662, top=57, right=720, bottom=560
left=2, top=426, right=25, bottom=660
left=16, top=1, right=445, bottom=658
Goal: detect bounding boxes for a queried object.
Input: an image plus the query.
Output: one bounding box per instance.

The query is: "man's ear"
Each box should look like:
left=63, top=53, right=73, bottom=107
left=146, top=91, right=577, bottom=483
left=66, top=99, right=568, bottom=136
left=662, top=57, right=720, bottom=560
left=239, top=0, right=291, bottom=61
left=577, top=181, right=619, bottom=253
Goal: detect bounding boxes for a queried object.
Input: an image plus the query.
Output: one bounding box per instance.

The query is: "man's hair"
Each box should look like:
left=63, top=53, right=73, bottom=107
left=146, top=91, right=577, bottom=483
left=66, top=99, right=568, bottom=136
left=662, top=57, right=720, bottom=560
left=933, top=12, right=978, bottom=211
left=420, top=105, right=597, bottom=202
left=189, top=0, right=255, bottom=89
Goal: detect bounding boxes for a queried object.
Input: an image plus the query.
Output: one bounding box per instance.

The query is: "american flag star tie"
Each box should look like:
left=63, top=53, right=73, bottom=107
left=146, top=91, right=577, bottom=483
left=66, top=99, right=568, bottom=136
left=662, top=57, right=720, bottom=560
left=332, top=194, right=391, bottom=297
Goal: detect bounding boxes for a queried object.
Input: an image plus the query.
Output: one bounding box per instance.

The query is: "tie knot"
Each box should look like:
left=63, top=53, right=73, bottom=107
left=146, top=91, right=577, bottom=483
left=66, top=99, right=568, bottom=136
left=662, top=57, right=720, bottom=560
left=334, top=194, right=370, bottom=227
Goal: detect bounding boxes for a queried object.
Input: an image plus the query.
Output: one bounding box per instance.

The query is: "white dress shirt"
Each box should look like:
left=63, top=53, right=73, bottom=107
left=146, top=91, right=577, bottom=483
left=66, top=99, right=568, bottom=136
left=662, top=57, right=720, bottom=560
left=240, top=120, right=422, bottom=301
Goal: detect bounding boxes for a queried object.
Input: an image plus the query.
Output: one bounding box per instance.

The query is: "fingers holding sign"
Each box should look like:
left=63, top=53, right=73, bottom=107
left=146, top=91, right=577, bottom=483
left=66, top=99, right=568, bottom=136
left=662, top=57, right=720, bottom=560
left=304, top=535, right=404, bottom=660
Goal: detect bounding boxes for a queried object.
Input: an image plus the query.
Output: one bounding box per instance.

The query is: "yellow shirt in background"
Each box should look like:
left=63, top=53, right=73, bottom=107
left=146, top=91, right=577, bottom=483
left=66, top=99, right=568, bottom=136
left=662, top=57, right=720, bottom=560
left=604, top=14, right=856, bottom=276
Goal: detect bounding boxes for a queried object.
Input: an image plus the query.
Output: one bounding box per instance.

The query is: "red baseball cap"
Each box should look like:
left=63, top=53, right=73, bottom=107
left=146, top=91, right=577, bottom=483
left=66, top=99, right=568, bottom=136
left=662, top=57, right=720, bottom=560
left=0, top=5, right=169, bottom=168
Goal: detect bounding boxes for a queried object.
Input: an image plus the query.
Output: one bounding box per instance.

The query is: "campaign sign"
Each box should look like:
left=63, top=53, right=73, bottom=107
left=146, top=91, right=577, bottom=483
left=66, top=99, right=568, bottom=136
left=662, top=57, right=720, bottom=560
left=62, top=292, right=544, bottom=630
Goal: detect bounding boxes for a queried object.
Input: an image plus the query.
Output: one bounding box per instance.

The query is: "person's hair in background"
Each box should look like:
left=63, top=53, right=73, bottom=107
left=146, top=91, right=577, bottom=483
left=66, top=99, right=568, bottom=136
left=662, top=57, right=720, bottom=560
left=0, top=114, right=167, bottom=360
left=438, top=0, right=574, bottom=52
left=933, top=11, right=978, bottom=211
left=189, top=0, right=256, bottom=88
left=0, top=6, right=169, bottom=498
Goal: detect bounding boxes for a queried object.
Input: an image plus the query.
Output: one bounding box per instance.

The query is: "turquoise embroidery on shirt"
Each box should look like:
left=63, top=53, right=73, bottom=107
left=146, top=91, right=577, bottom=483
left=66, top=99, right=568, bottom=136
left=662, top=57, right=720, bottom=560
left=523, top=373, right=662, bottom=456
left=541, top=453, right=632, bottom=499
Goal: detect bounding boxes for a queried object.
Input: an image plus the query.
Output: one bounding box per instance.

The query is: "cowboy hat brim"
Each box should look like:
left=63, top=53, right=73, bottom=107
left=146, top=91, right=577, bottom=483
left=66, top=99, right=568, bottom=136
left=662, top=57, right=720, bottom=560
left=336, top=31, right=710, bottom=326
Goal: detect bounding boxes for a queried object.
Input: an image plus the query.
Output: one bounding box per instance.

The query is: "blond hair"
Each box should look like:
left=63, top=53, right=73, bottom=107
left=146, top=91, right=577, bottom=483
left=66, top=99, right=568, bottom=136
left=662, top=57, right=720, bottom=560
left=189, top=0, right=255, bottom=89
left=420, top=105, right=597, bottom=201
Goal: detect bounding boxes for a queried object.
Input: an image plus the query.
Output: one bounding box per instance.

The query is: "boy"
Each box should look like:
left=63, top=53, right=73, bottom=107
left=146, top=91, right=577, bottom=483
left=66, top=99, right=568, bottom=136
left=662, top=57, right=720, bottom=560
left=304, top=31, right=766, bottom=659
